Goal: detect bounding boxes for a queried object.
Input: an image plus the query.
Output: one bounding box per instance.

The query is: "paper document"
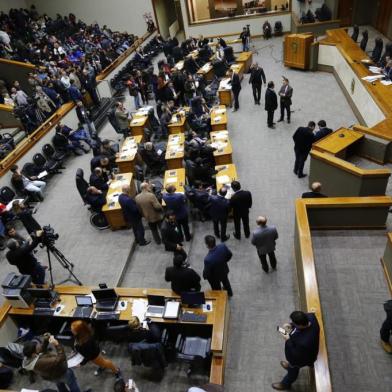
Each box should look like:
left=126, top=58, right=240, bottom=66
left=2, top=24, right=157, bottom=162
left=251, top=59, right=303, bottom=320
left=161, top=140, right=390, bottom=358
left=216, top=175, right=230, bottom=184
left=362, top=75, right=384, bottom=82
left=21, top=389, right=39, bottom=392
left=132, top=299, right=148, bottom=320
left=166, top=177, right=177, bottom=183
left=163, top=301, right=180, bottom=319
left=214, top=116, right=222, bottom=122
left=381, top=80, right=392, bottom=86
left=67, top=352, right=84, bottom=368
left=37, top=171, right=48, bottom=179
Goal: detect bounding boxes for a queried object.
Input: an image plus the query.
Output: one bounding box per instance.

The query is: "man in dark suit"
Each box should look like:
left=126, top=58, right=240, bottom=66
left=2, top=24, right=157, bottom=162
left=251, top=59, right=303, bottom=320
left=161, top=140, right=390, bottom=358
left=161, top=211, right=187, bottom=259
left=380, top=300, right=392, bottom=354
left=228, top=69, right=241, bottom=112
left=313, top=120, right=332, bottom=142
left=249, top=63, right=266, bottom=105
left=165, top=253, right=201, bottom=294
left=251, top=216, right=279, bottom=273
left=301, top=182, right=327, bottom=198
left=277, top=77, right=293, bottom=123
left=265, top=81, right=278, bottom=128
left=118, top=184, right=150, bottom=246
left=203, top=235, right=233, bottom=296
left=162, top=185, right=191, bottom=241
left=292, top=121, right=316, bottom=178
left=89, top=167, right=109, bottom=193
left=230, top=181, right=252, bottom=239
left=85, top=186, right=106, bottom=212
left=272, top=311, right=320, bottom=390
left=208, top=187, right=230, bottom=242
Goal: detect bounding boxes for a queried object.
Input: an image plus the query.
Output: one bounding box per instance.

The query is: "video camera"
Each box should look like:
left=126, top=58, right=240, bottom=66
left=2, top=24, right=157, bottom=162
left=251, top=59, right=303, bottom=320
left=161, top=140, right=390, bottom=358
left=40, top=225, right=60, bottom=247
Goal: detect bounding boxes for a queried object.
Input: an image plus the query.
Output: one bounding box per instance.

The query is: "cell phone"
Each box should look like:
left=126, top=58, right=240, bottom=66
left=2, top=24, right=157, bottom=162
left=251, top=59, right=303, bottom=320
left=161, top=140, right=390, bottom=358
left=277, top=326, right=288, bottom=335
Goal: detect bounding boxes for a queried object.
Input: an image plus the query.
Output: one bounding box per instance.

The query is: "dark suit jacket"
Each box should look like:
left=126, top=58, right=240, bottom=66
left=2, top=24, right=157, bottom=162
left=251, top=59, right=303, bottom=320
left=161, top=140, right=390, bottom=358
left=249, top=67, right=266, bottom=85
left=265, top=88, right=278, bottom=111
left=285, top=313, right=320, bottom=367
left=118, top=193, right=142, bottom=224
left=162, top=193, right=188, bottom=220
left=279, top=84, right=293, bottom=105
left=161, top=220, right=184, bottom=251
left=208, top=195, right=229, bottom=221
left=301, top=191, right=327, bottom=198
left=165, top=266, right=201, bottom=294
left=76, top=106, right=91, bottom=124
left=231, top=73, right=241, bottom=93
left=230, top=190, right=252, bottom=217
left=6, top=237, right=40, bottom=275
left=203, top=244, right=232, bottom=280
left=89, top=173, right=108, bottom=192
left=293, top=127, right=314, bottom=154
left=313, top=127, right=332, bottom=142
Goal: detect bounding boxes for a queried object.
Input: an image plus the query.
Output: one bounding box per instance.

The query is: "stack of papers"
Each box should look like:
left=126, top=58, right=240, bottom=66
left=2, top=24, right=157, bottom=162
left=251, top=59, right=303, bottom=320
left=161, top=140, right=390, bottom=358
left=217, top=175, right=230, bottom=184
left=166, top=177, right=177, bottom=183
left=214, top=116, right=222, bottom=122
left=381, top=80, right=392, bottom=86
left=219, top=78, right=231, bottom=90
left=361, top=74, right=384, bottom=83
left=214, top=109, right=225, bottom=115
left=369, top=66, right=381, bottom=74
left=67, top=353, right=84, bottom=368
left=132, top=299, right=147, bottom=320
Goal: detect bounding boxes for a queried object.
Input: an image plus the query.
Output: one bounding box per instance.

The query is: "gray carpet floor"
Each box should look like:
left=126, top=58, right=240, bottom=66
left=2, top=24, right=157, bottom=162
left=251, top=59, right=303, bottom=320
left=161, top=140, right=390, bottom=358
left=2, top=30, right=391, bottom=392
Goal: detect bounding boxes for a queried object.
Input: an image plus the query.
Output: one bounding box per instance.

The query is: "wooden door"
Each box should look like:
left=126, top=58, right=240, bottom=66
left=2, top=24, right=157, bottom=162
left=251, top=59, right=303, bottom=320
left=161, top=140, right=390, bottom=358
left=338, top=0, right=354, bottom=26
left=375, top=0, right=392, bottom=37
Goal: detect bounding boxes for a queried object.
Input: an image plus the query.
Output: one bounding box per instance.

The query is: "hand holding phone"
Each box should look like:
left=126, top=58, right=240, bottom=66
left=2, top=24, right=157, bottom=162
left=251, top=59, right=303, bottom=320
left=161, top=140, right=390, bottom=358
left=277, top=326, right=288, bottom=336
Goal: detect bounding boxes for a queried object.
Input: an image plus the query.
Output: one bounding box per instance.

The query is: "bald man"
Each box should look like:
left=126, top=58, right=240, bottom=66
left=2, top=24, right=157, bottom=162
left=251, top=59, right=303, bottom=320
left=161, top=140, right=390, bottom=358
left=251, top=216, right=279, bottom=273
left=119, top=184, right=150, bottom=246
left=301, top=182, right=327, bottom=198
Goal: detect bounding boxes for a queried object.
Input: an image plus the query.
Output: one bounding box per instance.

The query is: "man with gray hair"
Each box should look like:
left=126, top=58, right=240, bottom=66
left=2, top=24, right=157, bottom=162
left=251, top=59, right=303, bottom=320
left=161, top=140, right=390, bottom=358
left=301, top=182, right=327, bottom=198
left=251, top=216, right=279, bottom=273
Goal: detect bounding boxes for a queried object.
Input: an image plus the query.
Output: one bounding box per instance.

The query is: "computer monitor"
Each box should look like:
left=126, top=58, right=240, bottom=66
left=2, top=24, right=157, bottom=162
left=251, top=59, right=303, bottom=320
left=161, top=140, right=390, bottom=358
left=91, top=288, right=117, bottom=300
left=27, top=288, right=54, bottom=299
left=147, top=294, right=165, bottom=306
left=75, top=296, right=93, bottom=306
left=181, top=291, right=205, bottom=306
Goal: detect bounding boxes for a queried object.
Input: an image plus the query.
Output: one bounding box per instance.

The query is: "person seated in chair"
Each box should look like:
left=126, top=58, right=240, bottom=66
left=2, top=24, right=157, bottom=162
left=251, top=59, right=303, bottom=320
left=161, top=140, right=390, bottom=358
left=90, top=155, right=114, bottom=177
left=263, top=20, right=272, bottom=39
left=55, top=124, right=90, bottom=154
left=127, top=316, right=161, bottom=343
left=10, top=164, right=46, bottom=201
left=99, top=139, right=118, bottom=164
left=85, top=186, right=106, bottom=212
left=139, top=142, right=166, bottom=175
left=165, top=253, right=201, bottom=294
left=89, top=167, right=109, bottom=193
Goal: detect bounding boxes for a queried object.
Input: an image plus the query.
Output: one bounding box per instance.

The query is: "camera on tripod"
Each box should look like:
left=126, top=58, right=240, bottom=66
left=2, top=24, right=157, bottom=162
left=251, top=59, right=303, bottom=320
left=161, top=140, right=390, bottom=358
left=40, top=225, right=60, bottom=247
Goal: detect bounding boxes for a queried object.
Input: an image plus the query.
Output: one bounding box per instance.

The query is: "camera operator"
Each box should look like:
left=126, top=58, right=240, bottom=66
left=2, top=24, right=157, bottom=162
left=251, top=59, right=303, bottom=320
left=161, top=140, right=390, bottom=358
left=6, top=229, right=46, bottom=285
left=240, top=26, right=250, bottom=52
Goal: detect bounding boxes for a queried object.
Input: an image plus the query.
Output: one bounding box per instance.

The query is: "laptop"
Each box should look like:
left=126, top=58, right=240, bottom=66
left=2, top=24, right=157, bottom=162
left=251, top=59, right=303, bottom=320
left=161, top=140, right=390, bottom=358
left=145, top=295, right=166, bottom=318
left=92, top=288, right=119, bottom=311
left=73, top=295, right=93, bottom=318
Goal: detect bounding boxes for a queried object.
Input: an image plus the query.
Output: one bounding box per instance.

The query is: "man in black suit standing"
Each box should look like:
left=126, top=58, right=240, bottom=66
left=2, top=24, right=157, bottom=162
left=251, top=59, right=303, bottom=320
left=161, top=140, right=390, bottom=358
left=249, top=63, right=266, bottom=105
left=230, top=181, right=252, bottom=240
left=265, top=81, right=278, bottom=128
left=208, top=187, right=230, bottom=242
left=161, top=211, right=187, bottom=259
left=277, top=77, right=293, bottom=123
left=229, top=68, right=241, bottom=112
left=313, top=120, right=332, bottom=142
left=272, top=311, right=320, bottom=390
left=301, top=182, right=327, bottom=198
left=292, top=121, right=316, bottom=178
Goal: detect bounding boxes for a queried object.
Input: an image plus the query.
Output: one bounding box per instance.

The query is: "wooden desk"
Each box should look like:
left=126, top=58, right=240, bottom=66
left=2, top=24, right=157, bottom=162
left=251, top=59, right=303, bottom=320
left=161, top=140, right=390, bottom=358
left=130, top=115, right=149, bottom=138
left=218, top=78, right=232, bottom=107
left=197, top=62, right=214, bottom=82
left=164, top=168, right=186, bottom=193
left=165, top=133, right=184, bottom=170
left=1, top=286, right=229, bottom=385
left=312, top=128, right=364, bottom=159
left=210, top=130, right=233, bottom=166
left=115, top=135, right=143, bottom=174
left=102, top=172, right=135, bottom=230
left=215, top=164, right=238, bottom=192
left=235, top=51, right=253, bottom=73
left=168, top=111, right=187, bottom=134
left=229, top=62, right=244, bottom=80
left=210, top=105, right=228, bottom=132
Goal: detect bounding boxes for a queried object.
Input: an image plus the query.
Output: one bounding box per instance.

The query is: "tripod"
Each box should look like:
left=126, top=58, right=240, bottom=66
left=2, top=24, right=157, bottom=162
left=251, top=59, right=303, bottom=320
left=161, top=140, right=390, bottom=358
left=45, top=243, right=83, bottom=288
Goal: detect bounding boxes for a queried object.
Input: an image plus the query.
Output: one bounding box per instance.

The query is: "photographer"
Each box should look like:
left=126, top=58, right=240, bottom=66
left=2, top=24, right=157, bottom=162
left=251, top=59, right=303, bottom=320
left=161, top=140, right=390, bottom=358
left=6, top=229, right=46, bottom=285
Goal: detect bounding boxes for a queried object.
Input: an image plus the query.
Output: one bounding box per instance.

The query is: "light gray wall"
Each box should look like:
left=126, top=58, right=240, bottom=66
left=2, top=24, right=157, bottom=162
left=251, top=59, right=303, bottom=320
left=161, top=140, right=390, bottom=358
left=24, top=0, right=154, bottom=36
left=154, top=0, right=177, bottom=38
left=0, top=0, right=27, bottom=12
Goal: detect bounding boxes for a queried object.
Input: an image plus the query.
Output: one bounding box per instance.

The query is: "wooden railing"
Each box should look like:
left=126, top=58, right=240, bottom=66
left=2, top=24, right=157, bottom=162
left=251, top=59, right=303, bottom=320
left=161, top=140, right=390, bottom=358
left=294, top=196, right=392, bottom=392
left=0, top=30, right=155, bottom=177
left=0, top=58, right=36, bottom=69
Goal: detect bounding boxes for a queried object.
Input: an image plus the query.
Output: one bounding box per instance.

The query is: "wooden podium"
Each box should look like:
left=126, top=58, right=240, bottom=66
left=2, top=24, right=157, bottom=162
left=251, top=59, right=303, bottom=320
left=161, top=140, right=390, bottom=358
left=284, top=33, right=314, bottom=70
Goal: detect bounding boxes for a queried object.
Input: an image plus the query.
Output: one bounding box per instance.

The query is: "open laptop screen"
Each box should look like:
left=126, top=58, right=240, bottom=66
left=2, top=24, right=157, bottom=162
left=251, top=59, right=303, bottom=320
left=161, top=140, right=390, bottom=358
left=92, top=288, right=117, bottom=301
left=147, top=295, right=165, bottom=306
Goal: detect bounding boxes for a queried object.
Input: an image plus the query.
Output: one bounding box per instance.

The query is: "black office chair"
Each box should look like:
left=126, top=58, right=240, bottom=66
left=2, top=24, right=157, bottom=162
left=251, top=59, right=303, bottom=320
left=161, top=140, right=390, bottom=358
left=0, top=186, right=16, bottom=204
left=175, top=334, right=211, bottom=376
left=351, top=25, right=359, bottom=42
left=360, top=30, right=368, bottom=52
left=75, top=168, right=109, bottom=230
left=380, top=42, right=392, bottom=67
left=370, top=37, right=384, bottom=64
left=54, top=321, right=74, bottom=348
left=21, top=162, right=41, bottom=178
left=42, top=143, right=67, bottom=164
left=274, top=21, right=283, bottom=36
left=33, top=153, right=61, bottom=175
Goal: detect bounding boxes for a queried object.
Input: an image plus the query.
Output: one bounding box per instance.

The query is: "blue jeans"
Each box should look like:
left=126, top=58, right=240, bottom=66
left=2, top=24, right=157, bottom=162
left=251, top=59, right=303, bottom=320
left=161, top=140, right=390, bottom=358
left=242, top=42, right=249, bottom=52
left=70, top=129, right=93, bottom=146
left=282, top=364, right=300, bottom=387
left=56, top=368, right=81, bottom=392
left=134, top=93, right=141, bottom=109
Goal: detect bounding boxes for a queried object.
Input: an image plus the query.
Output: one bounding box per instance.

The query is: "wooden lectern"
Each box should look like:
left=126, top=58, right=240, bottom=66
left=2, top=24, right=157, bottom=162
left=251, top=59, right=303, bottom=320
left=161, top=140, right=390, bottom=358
left=284, top=33, right=314, bottom=70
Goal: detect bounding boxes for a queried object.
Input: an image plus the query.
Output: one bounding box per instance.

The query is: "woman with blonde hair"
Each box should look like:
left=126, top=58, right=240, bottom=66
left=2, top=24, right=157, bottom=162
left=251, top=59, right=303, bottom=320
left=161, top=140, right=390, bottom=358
left=70, top=320, right=120, bottom=376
